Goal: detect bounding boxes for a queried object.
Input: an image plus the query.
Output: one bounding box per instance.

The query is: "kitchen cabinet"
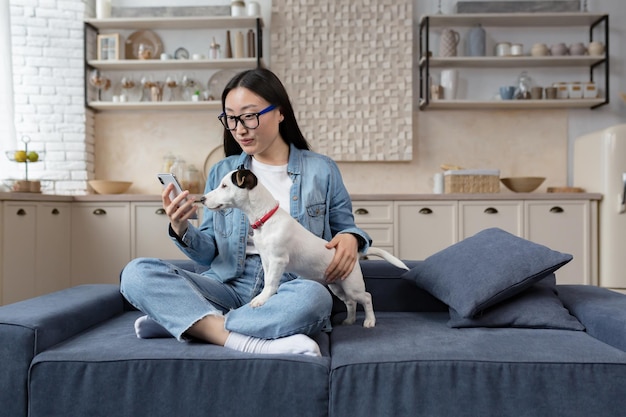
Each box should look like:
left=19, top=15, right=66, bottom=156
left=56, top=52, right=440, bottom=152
left=1, top=201, right=70, bottom=305
left=352, top=201, right=395, bottom=254
left=459, top=200, right=523, bottom=239
left=395, top=201, right=458, bottom=260
left=393, top=197, right=597, bottom=285
left=525, top=200, right=596, bottom=285
left=71, top=202, right=131, bottom=285
left=131, top=202, right=187, bottom=259
left=418, top=12, right=609, bottom=110
left=83, top=16, right=266, bottom=112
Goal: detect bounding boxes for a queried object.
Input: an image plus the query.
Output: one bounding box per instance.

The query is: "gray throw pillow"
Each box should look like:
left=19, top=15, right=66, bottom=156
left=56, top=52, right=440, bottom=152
left=401, top=228, right=572, bottom=318
left=447, top=274, right=584, bottom=330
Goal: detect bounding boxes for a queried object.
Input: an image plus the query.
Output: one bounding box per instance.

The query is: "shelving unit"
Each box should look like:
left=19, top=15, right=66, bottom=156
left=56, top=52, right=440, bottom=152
left=83, top=16, right=265, bottom=112
left=418, top=12, right=609, bottom=110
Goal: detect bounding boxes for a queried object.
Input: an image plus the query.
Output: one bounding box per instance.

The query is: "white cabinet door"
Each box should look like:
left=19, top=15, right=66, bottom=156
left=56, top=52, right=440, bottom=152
left=525, top=201, right=595, bottom=285
left=395, top=201, right=457, bottom=260
left=459, top=201, right=523, bottom=239
left=353, top=201, right=394, bottom=254
left=71, top=203, right=131, bottom=285
left=36, top=202, right=71, bottom=296
left=131, top=202, right=187, bottom=260
left=2, top=202, right=37, bottom=304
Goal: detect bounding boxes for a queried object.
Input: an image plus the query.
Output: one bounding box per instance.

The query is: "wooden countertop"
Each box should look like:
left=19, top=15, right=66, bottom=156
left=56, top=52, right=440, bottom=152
left=1, top=192, right=603, bottom=202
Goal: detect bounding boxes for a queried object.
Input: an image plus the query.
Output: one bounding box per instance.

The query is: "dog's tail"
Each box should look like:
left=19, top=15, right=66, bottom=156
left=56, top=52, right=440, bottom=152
left=364, top=247, right=409, bottom=270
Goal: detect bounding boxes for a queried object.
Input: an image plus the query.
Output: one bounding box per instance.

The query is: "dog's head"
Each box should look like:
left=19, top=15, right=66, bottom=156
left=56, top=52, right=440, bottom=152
left=202, top=169, right=258, bottom=211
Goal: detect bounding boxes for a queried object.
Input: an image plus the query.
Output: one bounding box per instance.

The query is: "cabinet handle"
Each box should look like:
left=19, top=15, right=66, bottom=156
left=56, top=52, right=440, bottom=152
left=93, top=208, right=107, bottom=215
left=549, top=206, right=564, bottom=213
left=51, top=208, right=60, bottom=215
left=155, top=208, right=166, bottom=215
left=419, top=208, right=433, bottom=215
left=354, top=208, right=369, bottom=215
left=484, top=207, right=498, bottom=214
left=16, top=208, right=27, bottom=216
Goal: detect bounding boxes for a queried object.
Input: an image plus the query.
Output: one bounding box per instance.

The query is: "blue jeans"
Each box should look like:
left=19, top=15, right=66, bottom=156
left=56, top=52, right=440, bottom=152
left=120, top=256, right=333, bottom=341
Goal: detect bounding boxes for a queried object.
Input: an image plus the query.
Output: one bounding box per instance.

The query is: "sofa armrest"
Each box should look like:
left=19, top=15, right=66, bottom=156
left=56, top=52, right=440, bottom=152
left=558, top=285, right=626, bottom=352
left=0, top=284, right=123, bottom=417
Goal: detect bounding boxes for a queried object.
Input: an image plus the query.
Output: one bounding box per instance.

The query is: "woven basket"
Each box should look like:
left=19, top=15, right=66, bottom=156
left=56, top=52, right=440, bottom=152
left=444, top=174, right=500, bottom=193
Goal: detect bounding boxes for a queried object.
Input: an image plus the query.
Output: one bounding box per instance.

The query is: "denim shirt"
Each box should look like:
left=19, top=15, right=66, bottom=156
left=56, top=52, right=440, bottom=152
left=172, top=144, right=372, bottom=282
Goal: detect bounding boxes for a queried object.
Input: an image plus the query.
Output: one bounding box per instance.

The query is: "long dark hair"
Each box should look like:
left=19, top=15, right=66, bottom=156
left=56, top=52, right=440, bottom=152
left=221, top=68, right=311, bottom=156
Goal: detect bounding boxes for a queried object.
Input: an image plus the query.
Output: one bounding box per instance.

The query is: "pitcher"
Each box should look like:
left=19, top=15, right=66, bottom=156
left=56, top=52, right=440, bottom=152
left=439, top=28, right=460, bottom=57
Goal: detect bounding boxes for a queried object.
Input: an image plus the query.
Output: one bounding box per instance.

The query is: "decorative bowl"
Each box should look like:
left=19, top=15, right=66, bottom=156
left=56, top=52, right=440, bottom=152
left=88, top=180, right=132, bottom=194
left=500, top=177, right=546, bottom=193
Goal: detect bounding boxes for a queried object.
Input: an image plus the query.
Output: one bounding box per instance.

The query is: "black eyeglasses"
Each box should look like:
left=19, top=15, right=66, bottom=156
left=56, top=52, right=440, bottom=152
left=218, top=104, right=277, bottom=131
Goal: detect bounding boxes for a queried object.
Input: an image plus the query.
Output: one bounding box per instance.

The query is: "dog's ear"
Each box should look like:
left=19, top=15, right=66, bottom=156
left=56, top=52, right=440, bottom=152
left=232, top=169, right=258, bottom=190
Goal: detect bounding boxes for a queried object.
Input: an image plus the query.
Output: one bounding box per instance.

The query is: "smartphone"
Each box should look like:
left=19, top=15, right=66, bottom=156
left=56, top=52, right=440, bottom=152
left=157, top=173, right=198, bottom=219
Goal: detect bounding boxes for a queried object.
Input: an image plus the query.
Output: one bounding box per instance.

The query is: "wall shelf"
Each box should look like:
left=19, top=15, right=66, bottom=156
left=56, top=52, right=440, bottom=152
left=87, top=101, right=222, bottom=111
left=84, top=16, right=263, bottom=30
left=84, top=16, right=265, bottom=112
left=420, top=98, right=605, bottom=110
left=420, top=56, right=606, bottom=69
left=418, top=12, right=610, bottom=110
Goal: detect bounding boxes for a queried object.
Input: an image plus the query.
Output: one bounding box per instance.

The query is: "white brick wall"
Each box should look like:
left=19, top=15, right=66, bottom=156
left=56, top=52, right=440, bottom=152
left=9, top=0, right=93, bottom=194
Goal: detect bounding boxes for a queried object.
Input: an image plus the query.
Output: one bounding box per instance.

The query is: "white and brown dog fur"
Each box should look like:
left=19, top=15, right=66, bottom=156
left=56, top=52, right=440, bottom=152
left=201, top=169, right=409, bottom=327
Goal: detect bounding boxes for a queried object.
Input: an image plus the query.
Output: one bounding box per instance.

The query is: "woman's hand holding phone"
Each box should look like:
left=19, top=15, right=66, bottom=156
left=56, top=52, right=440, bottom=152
left=162, top=183, right=198, bottom=237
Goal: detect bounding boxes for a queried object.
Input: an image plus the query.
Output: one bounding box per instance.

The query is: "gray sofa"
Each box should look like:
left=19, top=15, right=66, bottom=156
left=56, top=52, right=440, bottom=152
left=1, top=259, right=626, bottom=417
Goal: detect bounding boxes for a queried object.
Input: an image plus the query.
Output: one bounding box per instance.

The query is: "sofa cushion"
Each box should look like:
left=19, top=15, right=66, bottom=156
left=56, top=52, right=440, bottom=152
left=28, top=311, right=331, bottom=417
left=401, top=227, right=572, bottom=318
left=447, top=274, right=584, bottom=330
left=329, top=311, right=626, bottom=417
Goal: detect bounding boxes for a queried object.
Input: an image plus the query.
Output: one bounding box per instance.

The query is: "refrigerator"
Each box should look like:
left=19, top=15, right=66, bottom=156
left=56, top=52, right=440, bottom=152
left=573, top=124, right=626, bottom=289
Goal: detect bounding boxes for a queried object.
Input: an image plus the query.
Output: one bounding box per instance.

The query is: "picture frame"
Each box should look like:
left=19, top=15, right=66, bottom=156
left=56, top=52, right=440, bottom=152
left=97, top=33, right=122, bottom=60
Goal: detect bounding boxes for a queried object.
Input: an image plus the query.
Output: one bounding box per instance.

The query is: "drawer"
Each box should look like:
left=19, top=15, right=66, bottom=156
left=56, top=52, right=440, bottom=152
left=352, top=201, right=393, bottom=223
left=359, top=223, right=393, bottom=247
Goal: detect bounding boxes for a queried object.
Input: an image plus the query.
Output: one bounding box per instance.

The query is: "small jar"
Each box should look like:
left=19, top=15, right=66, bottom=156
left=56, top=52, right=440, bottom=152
left=186, top=165, right=204, bottom=194
left=231, top=0, right=245, bottom=16
left=170, top=158, right=188, bottom=188
left=162, top=153, right=175, bottom=173
left=209, top=37, right=221, bottom=59
left=495, top=42, right=511, bottom=57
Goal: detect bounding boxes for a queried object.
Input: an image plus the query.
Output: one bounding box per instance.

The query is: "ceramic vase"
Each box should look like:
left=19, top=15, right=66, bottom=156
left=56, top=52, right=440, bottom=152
left=467, top=24, right=486, bottom=57
left=439, top=28, right=460, bottom=57
left=440, top=69, right=458, bottom=100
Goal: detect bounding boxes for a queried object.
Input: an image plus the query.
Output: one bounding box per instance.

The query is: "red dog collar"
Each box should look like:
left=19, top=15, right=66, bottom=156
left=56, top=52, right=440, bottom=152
left=251, top=203, right=280, bottom=229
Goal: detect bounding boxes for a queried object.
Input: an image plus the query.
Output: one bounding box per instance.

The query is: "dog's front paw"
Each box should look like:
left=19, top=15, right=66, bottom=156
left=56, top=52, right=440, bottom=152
left=250, top=294, right=270, bottom=308
left=341, top=317, right=355, bottom=325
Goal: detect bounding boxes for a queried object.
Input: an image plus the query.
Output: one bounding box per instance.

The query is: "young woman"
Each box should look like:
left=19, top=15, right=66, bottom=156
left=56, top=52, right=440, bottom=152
left=120, top=68, right=371, bottom=356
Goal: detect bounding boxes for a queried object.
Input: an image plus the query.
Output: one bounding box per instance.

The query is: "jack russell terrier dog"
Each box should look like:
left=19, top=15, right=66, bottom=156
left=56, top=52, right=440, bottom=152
left=201, top=169, right=409, bottom=327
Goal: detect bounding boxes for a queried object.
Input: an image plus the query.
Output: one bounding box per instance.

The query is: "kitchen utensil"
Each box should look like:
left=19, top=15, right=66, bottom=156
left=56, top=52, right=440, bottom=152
left=588, top=41, right=605, bottom=56
left=531, top=86, right=543, bottom=100
left=495, top=42, right=511, bottom=57
left=88, top=180, right=133, bottom=194
left=510, top=43, right=524, bottom=56
left=499, top=86, right=516, bottom=100
left=125, top=30, right=163, bottom=60
left=569, top=42, right=587, bottom=56
left=500, top=177, right=545, bottom=193
left=203, top=145, right=224, bottom=178
left=550, top=43, right=569, bottom=56
left=530, top=43, right=549, bottom=57
left=207, top=69, right=238, bottom=100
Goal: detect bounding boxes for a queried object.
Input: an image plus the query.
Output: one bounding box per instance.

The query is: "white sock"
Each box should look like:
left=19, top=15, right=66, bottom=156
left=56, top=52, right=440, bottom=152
left=224, top=332, right=321, bottom=357
left=134, top=315, right=173, bottom=339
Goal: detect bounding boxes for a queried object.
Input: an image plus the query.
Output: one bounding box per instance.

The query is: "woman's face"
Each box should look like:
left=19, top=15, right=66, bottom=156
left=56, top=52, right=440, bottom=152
left=224, top=87, right=286, bottom=163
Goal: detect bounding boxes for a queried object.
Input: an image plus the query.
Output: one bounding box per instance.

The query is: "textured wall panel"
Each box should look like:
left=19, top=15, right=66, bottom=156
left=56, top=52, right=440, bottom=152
left=271, top=0, right=413, bottom=161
